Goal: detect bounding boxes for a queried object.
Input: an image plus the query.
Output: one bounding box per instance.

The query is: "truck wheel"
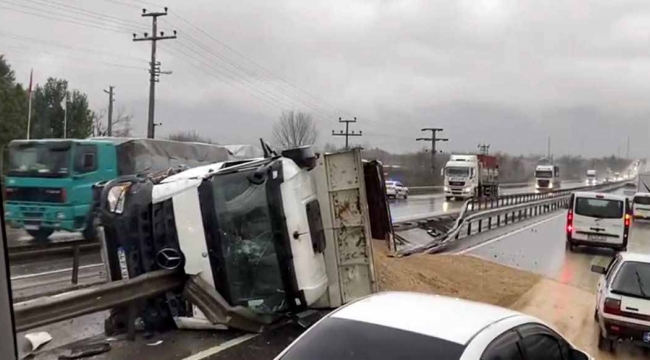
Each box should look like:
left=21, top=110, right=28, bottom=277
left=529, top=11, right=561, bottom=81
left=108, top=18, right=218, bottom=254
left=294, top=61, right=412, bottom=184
left=82, top=224, right=96, bottom=240
left=445, top=196, right=452, bottom=201
left=27, top=228, right=54, bottom=241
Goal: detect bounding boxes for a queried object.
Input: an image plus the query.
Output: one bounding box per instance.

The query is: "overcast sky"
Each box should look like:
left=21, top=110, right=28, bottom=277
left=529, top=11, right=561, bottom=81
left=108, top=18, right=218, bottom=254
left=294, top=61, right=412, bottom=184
left=2, top=0, right=650, bottom=157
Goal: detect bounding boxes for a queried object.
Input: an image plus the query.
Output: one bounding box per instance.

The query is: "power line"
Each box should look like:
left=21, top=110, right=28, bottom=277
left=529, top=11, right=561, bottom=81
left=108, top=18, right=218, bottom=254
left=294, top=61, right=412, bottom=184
left=0, top=1, right=135, bottom=35
left=165, top=22, right=338, bottom=120
left=167, top=13, right=345, bottom=118
left=416, top=128, right=448, bottom=171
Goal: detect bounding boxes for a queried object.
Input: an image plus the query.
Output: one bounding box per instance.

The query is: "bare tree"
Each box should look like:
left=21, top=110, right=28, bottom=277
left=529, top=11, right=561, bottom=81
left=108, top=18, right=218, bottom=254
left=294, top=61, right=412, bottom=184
left=273, top=111, right=318, bottom=149
left=93, top=106, right=133, bottom=137
left=167, top=130, right=214, bottom=144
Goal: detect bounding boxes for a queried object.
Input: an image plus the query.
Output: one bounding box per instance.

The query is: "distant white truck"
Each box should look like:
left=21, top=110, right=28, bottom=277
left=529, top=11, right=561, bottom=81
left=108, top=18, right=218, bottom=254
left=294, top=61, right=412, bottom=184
left=586, top=169, right=597, bottom=186
left=535, top=164, right=561, bottom=191
left=443, top=154, right=499, bottom=201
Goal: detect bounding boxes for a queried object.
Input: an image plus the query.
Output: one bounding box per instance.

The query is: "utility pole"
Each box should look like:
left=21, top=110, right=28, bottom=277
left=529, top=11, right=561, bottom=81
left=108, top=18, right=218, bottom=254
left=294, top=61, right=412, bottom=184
left=103, top=86, right=114, bottom=136
left=478, top=143, right=490, bottom=155
left=416, top=128, right=448, bottom=171
left=546, top=136, right=551, bottom=159
left=332, top=117, right=362, bottom=149
left=133, top=7, right=177, bottom=139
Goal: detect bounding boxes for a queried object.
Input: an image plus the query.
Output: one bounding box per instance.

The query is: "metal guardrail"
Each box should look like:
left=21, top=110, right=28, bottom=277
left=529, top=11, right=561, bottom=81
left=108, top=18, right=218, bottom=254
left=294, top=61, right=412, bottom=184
left=13, top=269, right=184, bottom=332
left=396, top=181, right=628, bottom=256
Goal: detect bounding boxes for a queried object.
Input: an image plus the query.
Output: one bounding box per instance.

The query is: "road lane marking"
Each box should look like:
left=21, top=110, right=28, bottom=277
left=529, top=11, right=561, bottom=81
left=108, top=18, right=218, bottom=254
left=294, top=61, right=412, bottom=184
left=458, top=213, right=565, bottom=255
left=10, top=263, right=104, bottom=281
left=181, top=333, right=258, bottom=360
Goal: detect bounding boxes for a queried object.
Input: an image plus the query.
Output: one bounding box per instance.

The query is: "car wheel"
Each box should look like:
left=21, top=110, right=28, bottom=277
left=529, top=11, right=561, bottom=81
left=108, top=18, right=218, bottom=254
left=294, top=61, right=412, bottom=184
left=404, top=192, right=408, bottom=200
left=598, top=332, right=614, bottom=352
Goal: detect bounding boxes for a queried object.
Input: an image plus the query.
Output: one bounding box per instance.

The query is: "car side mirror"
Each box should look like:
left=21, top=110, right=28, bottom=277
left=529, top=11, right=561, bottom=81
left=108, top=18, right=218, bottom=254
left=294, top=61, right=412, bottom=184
left=591, top=265, right=606, bottom=275
left=570, top=348, right=589, bottom=360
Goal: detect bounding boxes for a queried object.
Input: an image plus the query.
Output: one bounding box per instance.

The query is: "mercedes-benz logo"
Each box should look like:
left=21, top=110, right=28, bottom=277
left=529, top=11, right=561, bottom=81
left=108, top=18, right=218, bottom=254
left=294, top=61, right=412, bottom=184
left=156, top=248, right=183, bottom=270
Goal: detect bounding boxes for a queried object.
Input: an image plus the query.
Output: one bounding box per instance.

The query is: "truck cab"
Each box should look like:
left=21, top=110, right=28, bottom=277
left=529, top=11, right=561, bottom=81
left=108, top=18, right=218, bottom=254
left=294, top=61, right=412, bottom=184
left=443, top=154, right=498, bottom=200
left=535, top=164, right=561, bottom=191
left=586, top=169, right=597, bottom=186
left=4, top=139, right=117, bottom=240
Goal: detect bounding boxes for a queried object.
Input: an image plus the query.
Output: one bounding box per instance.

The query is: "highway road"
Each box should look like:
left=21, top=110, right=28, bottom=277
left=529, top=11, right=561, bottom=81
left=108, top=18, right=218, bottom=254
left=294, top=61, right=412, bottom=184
left=390, top=180, right=585, bottom=222
left=449, top=187, right=650, bottom=358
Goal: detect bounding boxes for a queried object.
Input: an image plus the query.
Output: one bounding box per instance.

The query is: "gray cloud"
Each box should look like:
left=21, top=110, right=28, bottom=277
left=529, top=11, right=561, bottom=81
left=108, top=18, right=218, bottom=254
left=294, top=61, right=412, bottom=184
left=2, top=0, right=650, bottom=157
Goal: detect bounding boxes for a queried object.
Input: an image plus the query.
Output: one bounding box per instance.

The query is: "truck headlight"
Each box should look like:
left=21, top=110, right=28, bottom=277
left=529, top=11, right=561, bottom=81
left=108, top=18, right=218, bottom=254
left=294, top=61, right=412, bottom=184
left=463, top=187, right=472, bottom=193
left=444, top=186, right=449, bottom=192
left=549, top=183, right=553, bottom=189
left=107, top=182, right=131, bottom=214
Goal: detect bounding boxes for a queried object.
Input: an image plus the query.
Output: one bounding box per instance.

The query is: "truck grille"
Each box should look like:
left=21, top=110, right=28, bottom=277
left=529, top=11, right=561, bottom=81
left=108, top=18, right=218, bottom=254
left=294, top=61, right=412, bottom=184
left=449, top=181, right=465, bottom=186
left=537, top=180, right=550, bottom=187
left=5, top=187, right=65, bottom=203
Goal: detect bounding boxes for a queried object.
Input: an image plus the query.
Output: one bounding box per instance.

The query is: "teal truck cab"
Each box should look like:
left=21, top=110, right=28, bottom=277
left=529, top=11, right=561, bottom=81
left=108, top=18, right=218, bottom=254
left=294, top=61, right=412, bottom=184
left=4, top=138, right=233, bottom=240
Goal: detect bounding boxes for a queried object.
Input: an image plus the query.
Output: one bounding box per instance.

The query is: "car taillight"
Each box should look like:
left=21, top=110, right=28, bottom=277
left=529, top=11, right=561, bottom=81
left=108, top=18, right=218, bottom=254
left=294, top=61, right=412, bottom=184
left=566, top=209, right=573, bottom=233
left=625, top=213, right=631, bottom=227
left=604, top=297, right=622, bottom=315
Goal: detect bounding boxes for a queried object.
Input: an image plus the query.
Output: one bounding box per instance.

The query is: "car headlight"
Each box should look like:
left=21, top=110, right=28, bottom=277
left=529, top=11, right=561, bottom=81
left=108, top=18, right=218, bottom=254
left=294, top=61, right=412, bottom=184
left=107, top=182, right=131, bottom=214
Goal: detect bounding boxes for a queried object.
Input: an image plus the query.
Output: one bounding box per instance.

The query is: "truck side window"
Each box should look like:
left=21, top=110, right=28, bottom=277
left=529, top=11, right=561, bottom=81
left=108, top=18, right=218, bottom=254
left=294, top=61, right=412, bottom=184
left=75, top=145, right=98, bottom=174
left=306, top=199, right=326, bottom=253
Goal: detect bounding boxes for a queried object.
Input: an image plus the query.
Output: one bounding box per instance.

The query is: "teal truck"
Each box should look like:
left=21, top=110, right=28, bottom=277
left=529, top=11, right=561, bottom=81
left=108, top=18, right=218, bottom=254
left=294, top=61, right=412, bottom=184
left=3, top=138, right=234, bottom=240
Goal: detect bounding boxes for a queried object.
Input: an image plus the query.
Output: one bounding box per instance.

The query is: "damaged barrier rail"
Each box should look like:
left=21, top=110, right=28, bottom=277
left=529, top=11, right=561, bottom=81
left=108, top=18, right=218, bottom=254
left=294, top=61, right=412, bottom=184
left=396, top=181, right=629, bottom=256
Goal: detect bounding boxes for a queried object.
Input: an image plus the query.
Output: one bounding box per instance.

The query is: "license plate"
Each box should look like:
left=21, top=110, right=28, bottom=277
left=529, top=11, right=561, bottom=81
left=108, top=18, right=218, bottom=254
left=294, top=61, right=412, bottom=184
left=588, top=234, right=606, bottom=242
left=643, top=332, right=650, bottom=343
left=24, top=224, right=39, bottom=230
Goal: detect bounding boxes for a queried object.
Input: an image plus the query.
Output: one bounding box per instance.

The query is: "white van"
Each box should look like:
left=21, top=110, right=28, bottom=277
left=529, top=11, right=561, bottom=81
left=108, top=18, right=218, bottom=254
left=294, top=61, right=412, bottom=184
left=566, top=192, right=630, bottom=252
left=632, top=192, right=650, bottom=219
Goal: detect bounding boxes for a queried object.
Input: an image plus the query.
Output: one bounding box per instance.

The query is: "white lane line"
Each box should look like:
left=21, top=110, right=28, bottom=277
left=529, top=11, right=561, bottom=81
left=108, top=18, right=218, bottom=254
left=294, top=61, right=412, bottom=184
left=458, top=213, right=565, bottom=255
left=182, top=333, right=259, bottom=360
left=11, top=263, right=104, bottom=281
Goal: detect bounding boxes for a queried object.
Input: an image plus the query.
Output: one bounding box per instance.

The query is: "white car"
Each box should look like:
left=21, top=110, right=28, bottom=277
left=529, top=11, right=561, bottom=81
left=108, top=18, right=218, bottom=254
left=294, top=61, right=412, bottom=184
left=632, top=193, right=650, bottom=219
left=566, top=192, right=630, bottom=252
left=275, top=292, right=592, bottom=360
left=386, top=180, right=408, bottom=199
left=592, top=252, right=650, bottom=352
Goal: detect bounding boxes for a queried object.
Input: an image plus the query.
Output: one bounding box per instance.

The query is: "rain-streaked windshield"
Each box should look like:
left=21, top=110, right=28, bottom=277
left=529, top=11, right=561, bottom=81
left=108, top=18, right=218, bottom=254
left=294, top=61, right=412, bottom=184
left=8, top=143, right=71, bottom=178
left=211, top=169, right=287, bottom=314
left=575, top=198, right=624, bottom=219
left=634, top=196, right=650, bottom=205
left=446, top=167, right=470, bottom=177
left=612, top=261, right=650, bottom=299
left=535, top=170, right=553, bottom=178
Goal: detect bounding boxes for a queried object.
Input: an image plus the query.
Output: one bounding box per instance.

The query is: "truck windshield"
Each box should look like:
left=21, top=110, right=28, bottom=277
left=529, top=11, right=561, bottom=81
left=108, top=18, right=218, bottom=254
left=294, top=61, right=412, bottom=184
left=446, top=167, right=470, bottom=177
left=574, top=198, right=623, bottom=219
left=535, top=170, right=553, bottom=178
left=211, top=169, right=288, bottom=314
left=8, top=143, right=71, bottom=178
left=587, top=174, right=596, bottom=178
left=634, top=196, right=650, bottom=205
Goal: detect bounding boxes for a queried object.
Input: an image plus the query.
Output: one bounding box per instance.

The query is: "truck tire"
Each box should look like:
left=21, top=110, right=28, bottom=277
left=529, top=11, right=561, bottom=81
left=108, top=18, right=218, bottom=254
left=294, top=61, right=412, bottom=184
left=27, top=228, right=54, bottom=241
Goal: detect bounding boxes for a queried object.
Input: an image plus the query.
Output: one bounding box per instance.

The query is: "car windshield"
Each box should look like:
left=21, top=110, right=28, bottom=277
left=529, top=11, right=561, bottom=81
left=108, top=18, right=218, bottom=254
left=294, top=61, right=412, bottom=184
left=210, top=169, right=288, bottom=314
left=8, top=143, right=71, bottom=178
left=634, top=196, right=650, bottom=205
left=279, top=317, right=464, bottom=360
left=446, top=167, right=470, bottom=177
left=612, top=261, right=650, bottom=299
left=574, top=198, right=624, bottom=219
left=535, top=170, right=553, bottom=178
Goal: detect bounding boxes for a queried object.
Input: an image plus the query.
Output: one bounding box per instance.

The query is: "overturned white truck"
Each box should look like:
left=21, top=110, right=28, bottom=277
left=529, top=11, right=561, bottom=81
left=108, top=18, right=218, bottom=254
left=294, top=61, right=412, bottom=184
left=95, top=146, right=386, bottom=334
